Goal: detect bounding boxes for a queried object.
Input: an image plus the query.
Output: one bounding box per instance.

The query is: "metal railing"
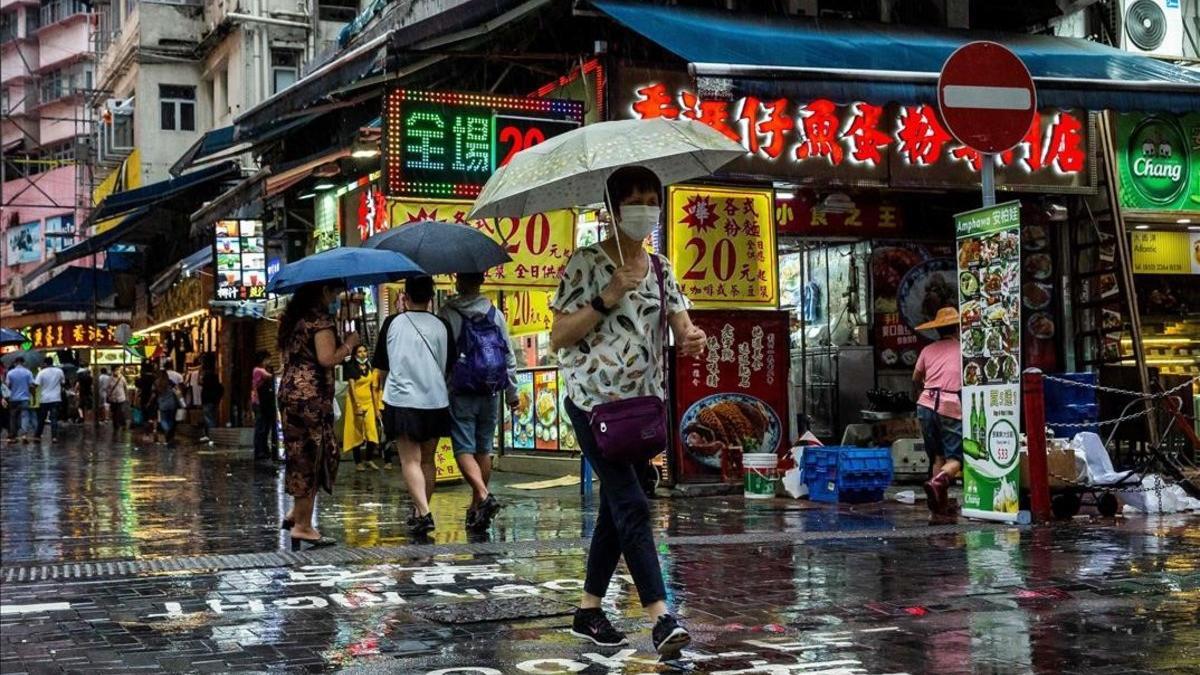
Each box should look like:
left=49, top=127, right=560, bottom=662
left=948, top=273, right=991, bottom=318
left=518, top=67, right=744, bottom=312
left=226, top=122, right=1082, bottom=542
left=39, top=0, right=89, bottom=27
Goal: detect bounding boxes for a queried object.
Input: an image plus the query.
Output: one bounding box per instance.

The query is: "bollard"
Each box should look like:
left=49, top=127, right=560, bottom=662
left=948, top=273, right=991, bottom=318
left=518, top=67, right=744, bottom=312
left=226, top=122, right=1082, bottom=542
left=1022, top=370, right=1051, bottom=523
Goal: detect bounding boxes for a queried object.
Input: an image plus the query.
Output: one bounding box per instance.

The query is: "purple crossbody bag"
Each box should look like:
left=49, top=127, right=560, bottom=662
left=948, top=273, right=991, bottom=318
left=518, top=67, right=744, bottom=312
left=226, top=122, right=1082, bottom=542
left=587, top=255, right=669, bottom=464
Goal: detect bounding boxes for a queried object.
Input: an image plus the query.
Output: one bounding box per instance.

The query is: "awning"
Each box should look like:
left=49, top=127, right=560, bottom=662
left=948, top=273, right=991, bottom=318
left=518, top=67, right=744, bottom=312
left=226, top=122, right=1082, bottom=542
left=234, top=0, right=547, bottom=132
left=265, top=148, right=352, bottom=198
left=190, top=169, right=268, bottom=234
left=170, top=116, right=320, bottom=175
left=88, top=162, right=240, bottom=224
left=594, top=0, right=1200, bottom=113
left=149, top=247, right=212, bottom=296
left=13, top=267, right=116, bottom=313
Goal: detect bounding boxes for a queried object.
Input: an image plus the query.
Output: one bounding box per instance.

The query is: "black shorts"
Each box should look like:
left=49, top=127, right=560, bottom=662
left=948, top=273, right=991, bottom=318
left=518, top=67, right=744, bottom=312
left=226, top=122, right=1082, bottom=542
left=382, top=404, right=452, bottom=444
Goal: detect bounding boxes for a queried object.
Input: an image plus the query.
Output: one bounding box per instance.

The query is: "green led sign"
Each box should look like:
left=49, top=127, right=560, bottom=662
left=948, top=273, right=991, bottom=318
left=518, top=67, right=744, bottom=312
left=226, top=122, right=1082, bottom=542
left=383, top=89, right=584, bottom=200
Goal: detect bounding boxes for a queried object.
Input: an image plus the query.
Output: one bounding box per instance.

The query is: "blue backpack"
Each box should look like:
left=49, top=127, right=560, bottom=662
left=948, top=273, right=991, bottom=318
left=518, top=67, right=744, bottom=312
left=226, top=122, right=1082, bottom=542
left=449, top=307, right=509, bottom=395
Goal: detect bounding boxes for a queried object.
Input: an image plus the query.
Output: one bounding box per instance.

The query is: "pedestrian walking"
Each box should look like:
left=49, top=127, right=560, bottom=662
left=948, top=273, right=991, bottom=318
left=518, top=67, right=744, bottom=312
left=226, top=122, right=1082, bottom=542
left=107, top=367, right=129, bottom=432
left=33, top=361, right=66, bottom=442
left=136, top=364, right=158, bottom=441
left=343, top=344, right=385, bottom=472
left=4, top=357, right=36, bottom=443
left=198, top=360, right=223, bottom=444
left=251, top=351, right=278, bottom=462
left=154, top=370, right=182, bottom=448
left=97, top=367, right=111, bottom=422
left=373, top=275, right=455, bottom=537
left=439, top=272, right=518, bottom=530
left=550, top=167, right=706, bottom=659
left=0, top=363, right=10, bottom=443
left=912, top=307, right=964, bottom=515
left=277, top=282, right=357, bottom=550
left=75, top=367, right=93, bottom=423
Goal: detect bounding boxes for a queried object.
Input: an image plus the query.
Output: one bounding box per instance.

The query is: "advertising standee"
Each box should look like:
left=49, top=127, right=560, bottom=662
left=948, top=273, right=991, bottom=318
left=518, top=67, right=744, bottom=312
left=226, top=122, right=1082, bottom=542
left=956, top=201, right=1022, bottom=523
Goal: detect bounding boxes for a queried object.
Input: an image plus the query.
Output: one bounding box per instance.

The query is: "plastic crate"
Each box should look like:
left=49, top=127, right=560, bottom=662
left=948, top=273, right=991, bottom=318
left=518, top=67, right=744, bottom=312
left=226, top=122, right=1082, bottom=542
left=804, top=446, right=894, bottom=503
left=1043, top=372, right=1099, bottom=437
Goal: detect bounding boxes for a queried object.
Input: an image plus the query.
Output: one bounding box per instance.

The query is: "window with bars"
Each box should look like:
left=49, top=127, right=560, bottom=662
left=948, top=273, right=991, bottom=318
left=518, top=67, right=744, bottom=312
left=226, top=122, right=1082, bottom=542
left=38, top=64, right=92, bottom=104
left=160, top=84, right=195, bottom=131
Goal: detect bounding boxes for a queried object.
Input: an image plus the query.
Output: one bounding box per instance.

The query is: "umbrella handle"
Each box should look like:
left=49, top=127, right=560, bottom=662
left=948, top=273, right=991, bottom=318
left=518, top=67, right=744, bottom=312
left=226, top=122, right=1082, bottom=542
left=604, top=183, right=625, bottom=267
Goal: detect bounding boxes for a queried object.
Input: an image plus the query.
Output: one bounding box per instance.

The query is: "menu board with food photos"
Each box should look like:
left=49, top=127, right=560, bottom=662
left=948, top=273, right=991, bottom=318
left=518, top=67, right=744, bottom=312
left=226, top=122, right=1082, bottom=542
left=872, top=242, right=956, bottom=370
left=956, top=201, right=1022, bottom=524
left=1020, top=208, right=1059, bottom=372
left=214, top=220, right=267, bottom=301
left=533, top=369, right=559, bottom=450
left=510, top=370, right=536, bottom=449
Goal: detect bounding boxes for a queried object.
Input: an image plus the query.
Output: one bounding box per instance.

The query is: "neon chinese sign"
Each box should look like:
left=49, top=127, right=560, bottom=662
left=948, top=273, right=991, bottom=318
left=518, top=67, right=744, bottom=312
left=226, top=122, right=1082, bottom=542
left=616, top=68, right=1094, bottom=193
left=382, top=89, right=584, bottom=199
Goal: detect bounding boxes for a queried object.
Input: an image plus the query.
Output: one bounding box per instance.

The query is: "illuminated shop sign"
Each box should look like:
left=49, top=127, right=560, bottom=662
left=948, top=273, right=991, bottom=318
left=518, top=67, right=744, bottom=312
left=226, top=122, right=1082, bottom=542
left=615, top=68, right=1094, bottom=193
left=1115, top=113, right=1200, bottom=213
left=213, top=220, right=268, bottom=301
left=382, top=89, right=584, bottom=199
left=16, top=322, right=122, bottom=349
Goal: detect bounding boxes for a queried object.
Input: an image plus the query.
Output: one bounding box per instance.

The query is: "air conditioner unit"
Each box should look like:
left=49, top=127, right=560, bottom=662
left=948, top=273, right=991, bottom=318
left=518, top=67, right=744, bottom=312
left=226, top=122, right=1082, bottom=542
left=1120, top=0, right=1187, bottom=58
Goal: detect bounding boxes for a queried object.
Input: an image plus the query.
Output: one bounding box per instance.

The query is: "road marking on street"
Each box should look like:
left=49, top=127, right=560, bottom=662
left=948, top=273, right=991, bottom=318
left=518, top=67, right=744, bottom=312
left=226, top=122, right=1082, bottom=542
left=942, top=85, right=1031, bottom=110
left=0, top=602, right=71, bottom=615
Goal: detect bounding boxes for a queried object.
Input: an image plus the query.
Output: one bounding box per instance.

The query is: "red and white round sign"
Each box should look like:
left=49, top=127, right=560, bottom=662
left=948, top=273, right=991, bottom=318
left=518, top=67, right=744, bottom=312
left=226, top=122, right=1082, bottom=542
left=937, top=41, right=1037, bottom=154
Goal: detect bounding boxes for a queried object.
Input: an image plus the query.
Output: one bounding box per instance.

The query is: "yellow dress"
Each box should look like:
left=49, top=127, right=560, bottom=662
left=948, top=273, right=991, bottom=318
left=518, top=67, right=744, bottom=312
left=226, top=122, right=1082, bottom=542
left=342, top=369, right=381, bottom=451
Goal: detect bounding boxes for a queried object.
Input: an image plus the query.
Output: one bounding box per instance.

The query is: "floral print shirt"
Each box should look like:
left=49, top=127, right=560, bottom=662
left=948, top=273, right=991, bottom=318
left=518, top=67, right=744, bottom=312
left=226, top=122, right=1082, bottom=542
left=550, top=243, right=690, bottom=412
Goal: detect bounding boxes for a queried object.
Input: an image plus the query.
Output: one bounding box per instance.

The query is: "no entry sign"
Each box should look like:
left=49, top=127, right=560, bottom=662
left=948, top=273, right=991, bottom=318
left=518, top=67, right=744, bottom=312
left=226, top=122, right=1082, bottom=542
left=937, top=42, right=1037, bottom=154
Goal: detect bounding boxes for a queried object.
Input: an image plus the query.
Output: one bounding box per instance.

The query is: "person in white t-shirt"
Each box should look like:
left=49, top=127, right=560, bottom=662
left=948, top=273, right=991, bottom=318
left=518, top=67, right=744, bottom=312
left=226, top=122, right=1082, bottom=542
left=33, top=364, right=66, bottom=442
left=97, top=368, right=113, bottom=422
left=373, top=276, right=456, bottom=537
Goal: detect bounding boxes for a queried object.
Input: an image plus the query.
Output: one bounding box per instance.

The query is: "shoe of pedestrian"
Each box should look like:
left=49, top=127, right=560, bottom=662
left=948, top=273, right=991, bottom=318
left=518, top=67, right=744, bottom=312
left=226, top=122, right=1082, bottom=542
left=570, top=608, right=628, bottom=647
left=198, top=436, right=210, bottom=443
left=290, top=535, right=336, bottom=551
left=652, top=614, right=691, bottom=660
left=367, top=461, right=380, bottom=470
left=385, top=462, right=394, bottom=470
left=924, top=472, right=951, bottom=515
left=475, top=494, right=502, bottom=526
left=355, top=464, right=366, bottom=473
left=465, top=506, right=479, bottom=528
left=409, top=512, right=435, bottom=536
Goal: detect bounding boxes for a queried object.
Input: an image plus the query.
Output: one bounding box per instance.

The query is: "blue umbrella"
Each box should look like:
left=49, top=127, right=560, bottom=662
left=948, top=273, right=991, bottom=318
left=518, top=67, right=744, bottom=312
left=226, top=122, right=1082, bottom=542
left=362, top=221, right=511, bottom=275
left=266, top=247, right=426, bottom=294
left=0, top=327, right=27, bottom=346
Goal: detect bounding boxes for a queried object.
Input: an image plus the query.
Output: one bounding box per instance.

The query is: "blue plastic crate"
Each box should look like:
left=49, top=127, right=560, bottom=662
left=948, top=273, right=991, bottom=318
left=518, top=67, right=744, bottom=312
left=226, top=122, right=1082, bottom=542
left=803, top=446, right=893, bottom=503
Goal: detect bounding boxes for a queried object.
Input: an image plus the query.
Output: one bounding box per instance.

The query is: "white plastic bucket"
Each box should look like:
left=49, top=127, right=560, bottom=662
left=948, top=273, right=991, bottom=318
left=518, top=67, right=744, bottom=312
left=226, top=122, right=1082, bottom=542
left=743, top=452, right=778, bottom=499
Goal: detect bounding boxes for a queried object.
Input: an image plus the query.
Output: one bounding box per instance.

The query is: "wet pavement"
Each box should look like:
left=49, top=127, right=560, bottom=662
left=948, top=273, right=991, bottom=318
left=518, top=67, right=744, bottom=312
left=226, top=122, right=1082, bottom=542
left=2, top=426, right=1199, bottom=673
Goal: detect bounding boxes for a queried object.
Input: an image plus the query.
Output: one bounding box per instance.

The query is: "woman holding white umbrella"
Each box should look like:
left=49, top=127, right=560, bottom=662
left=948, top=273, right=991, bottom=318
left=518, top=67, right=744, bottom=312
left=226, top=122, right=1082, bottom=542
left=473, top=118, right=743, bottom=660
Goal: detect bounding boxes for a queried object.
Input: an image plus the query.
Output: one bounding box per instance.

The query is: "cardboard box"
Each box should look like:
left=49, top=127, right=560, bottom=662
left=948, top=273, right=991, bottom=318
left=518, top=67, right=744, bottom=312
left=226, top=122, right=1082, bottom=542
left=1019, top=445, right=1078, bottom=489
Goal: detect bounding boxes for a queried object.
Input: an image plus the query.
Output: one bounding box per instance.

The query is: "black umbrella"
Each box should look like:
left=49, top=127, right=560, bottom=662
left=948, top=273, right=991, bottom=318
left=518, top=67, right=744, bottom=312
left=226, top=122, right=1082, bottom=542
left=362, top=221, right=511, bottom=275
left=1, top=350, right=46, bottom=368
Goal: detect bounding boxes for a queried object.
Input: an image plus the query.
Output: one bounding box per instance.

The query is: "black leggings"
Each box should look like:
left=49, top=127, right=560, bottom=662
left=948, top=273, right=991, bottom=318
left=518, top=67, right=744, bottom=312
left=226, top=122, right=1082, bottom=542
left=564, top=398, right=666, bottom=606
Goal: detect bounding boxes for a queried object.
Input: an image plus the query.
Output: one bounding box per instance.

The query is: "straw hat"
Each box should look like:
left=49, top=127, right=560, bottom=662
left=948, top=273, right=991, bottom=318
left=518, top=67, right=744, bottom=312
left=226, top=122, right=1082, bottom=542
left=916, top=306, right=959, bottom=331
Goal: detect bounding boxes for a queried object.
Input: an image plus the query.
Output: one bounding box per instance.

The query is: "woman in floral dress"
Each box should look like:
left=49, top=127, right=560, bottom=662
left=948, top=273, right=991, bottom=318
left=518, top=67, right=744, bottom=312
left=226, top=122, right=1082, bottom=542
left=277, top=282, right=359, bottom=550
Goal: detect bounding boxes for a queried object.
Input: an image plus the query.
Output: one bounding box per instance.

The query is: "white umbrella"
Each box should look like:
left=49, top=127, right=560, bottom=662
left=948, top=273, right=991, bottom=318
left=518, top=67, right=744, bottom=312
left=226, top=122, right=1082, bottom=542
left=468, top=117, right=745, bottom=220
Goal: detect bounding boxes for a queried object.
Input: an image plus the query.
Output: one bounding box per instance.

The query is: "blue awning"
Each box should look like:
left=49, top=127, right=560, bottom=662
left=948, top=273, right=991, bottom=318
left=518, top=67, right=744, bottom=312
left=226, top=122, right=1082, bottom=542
left=594, top=0, right=1200, bottom=113
left=28, top=207, right=153, bottom=278
left=90, top=162, right=240, bottom=223
left=170, top=116, right=320, bottom=175
left=13, top=267, right=116, bottom=313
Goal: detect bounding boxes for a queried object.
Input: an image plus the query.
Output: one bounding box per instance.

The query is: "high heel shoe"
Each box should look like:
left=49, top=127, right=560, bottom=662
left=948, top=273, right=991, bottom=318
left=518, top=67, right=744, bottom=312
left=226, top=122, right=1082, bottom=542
left=290, top=535, right=336, bottom=551
left=280, top=518, right=294, bottom=530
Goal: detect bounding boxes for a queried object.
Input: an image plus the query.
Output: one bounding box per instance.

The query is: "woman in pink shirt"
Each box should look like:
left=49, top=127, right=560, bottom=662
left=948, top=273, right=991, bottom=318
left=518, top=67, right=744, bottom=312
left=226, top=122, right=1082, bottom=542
left=912, top=307, right=962, bottom=515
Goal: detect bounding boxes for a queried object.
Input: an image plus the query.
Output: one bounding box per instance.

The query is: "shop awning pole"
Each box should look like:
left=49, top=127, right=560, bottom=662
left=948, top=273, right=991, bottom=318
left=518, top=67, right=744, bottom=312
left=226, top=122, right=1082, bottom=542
left=91, top=248, right=100, bottom=432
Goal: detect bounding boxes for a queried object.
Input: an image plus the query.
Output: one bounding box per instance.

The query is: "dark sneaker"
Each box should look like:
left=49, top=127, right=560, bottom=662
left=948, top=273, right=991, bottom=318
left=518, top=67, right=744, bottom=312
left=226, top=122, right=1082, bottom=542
left=570, top=608, right=628, bottom=646
left=409, top=512, right=435, bottom=536
left=465, top=505, right=479, bottom=528
left=475, top=494, right=501, bottom=525
left=406, top=507, right=418, bottom=527
left=652, top=614, right=690, bottom=660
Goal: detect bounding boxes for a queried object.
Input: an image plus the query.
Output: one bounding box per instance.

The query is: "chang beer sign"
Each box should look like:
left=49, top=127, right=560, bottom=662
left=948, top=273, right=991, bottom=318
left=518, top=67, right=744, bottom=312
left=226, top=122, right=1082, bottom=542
left=1116, top=113, right=1200, bottom=212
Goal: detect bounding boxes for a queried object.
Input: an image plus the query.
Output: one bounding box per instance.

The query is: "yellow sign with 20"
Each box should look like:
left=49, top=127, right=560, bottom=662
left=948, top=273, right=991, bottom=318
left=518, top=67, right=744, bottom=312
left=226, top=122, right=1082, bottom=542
left=667, top=185, right=778, bottom=309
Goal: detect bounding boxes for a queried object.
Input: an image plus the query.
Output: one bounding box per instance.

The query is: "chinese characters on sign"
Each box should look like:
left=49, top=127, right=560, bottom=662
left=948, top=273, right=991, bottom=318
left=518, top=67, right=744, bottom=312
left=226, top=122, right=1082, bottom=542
left=674, top=311, right=791, bottom=484
left=617, top=69, right=1092, bottom=193
left=387, top=199, right=575, bottom=291
left=667, top=185, right=778, bottom=309
left=382, top=89, right=583, bottom=200
left=956, top=201, right=1023, bottom=523
left=496, top=290, right=554, bottom=337
left=17, top=322, right=122, bottom=350
left=776, top=191, right=904, bottom=237
left=213, top=220, right=267, bottom=301
left=1131, top=231, right=1200, bottom=275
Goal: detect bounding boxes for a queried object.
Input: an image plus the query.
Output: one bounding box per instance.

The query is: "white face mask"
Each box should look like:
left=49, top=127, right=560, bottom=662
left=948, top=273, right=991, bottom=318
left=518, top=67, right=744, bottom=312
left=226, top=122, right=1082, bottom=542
left=617, top=205, right=660, bottom=241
